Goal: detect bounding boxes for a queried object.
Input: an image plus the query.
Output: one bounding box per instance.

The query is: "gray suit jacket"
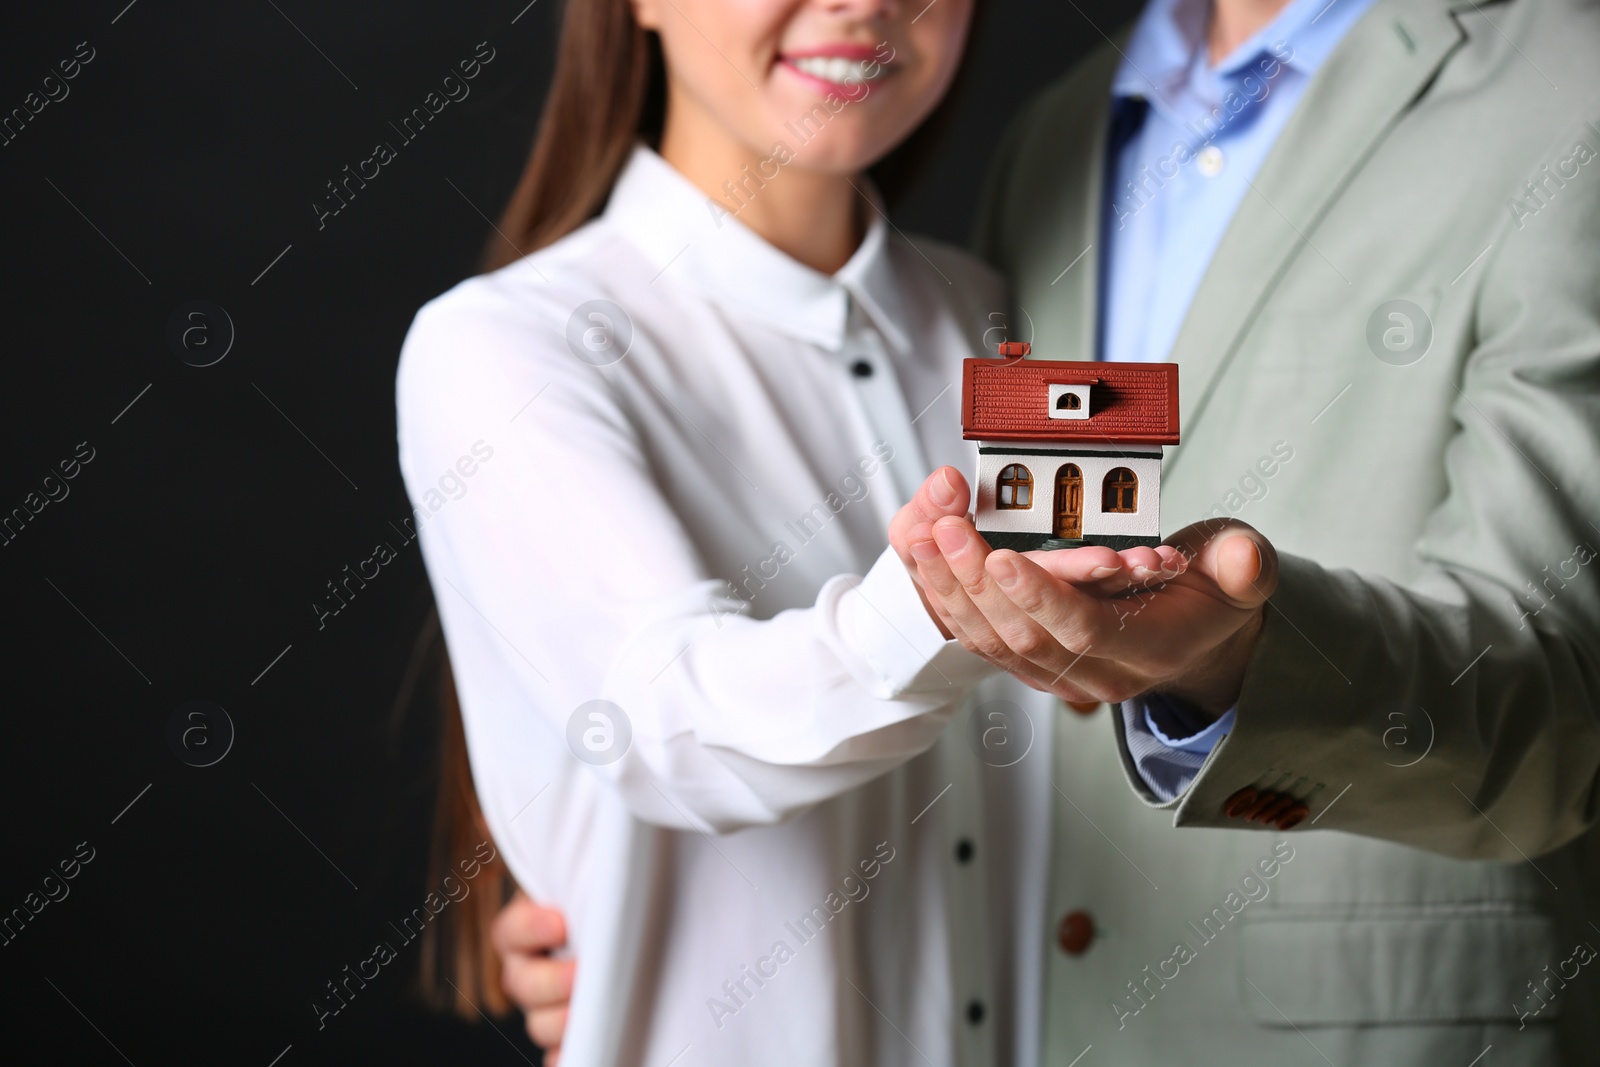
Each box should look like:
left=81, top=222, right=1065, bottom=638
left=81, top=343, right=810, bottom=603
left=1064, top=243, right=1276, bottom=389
left=974, top=0, right=1600, bottom=1062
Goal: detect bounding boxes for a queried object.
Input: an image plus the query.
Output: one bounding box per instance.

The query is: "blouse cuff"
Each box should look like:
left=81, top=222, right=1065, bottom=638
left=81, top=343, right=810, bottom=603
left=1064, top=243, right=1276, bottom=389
left=841, top=546, right=996, bottom=698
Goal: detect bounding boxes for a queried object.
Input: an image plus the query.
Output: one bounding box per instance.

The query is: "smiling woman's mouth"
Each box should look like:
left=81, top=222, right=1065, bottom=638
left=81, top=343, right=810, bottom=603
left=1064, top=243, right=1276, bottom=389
left=778, top=45, right=894, bottom=94
left=784, top=55, right=887, bottom=85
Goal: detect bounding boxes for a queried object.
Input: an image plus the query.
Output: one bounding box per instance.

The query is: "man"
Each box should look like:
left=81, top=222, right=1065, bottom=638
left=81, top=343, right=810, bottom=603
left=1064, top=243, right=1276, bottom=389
left=498, top=0, right=1600, bottom=1062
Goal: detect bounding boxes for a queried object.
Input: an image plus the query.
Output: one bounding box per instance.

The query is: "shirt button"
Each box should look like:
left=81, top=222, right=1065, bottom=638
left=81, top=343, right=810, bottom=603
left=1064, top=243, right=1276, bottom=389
left=850, top=359, right=874, bottom=378
left=966, top=999, right=986, bottom=1025
left=954, top=838, right=975, bottom=864
left=1196, top=145, right=1224, bottom=176
left=1057, top=910, right=1095, bottom=956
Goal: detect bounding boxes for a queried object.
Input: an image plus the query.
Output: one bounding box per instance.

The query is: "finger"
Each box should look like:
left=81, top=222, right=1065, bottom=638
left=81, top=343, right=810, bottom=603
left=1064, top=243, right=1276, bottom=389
left=929, top=518, right=1083, bottom=682
left=1019, top=544, right=1141, bottom=596
left=527, top=1005, right=570, bottom=1049
left=921, top=524, right=1068, bottom=694
left=908, top=566, right=956, bottom=641
left=982, top=550, right=1159, bottom=700
left=1017, top=549, right=1194, bottom=675
left=1153, top=543, right=1190, bottom=579
left=1018, top=544, right=1125, bottom=583
left=491, top=892, right=568, bottom=956
left=986, top=549, right=1104, bottom=658
left=1024, top=544, right=1188, bottom=599
left=545, top=1050, right=561, bottom=1067
left=888, top=467, right=970, bottom=565
left=991, top=547, right=1202, bottom=680
left=1126, top=547, right=1190, bottom=579
left=913, top=542, right=1062, bottom=691
left=1113, top=544, right=1190, bottom=592
left=1164, top=520, right=1278, bottom=608
left=502, top=955, right=576, bottom=1012
left=914, top=544, right=1006, bottom=664
left=1215, top=530, right=1276, bottom=605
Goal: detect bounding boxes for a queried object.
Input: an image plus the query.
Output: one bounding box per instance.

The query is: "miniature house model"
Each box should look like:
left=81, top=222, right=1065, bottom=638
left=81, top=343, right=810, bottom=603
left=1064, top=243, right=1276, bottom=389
left=962, top=342, right=1180, bottom=552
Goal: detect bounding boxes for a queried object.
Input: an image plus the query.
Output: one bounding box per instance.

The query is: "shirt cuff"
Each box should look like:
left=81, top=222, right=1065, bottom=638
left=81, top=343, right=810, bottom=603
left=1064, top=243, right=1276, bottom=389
left=1120, top=694, right=1236, bottom=803
left=841, top=546, right=995, bottom=698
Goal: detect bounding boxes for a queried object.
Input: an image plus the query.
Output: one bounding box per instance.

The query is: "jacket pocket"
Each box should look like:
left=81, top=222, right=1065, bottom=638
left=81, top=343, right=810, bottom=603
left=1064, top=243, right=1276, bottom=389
left=1238, top=907, right=1558, bottom=1025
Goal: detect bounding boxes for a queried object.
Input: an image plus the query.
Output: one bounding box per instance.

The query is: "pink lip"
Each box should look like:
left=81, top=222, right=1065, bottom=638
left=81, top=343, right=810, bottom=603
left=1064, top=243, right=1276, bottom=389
left=776, top=45, right=891, bottom=100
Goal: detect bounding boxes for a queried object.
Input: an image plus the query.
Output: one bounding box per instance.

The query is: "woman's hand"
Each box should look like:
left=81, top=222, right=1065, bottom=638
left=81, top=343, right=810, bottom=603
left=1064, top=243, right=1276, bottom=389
left=491, top=892, right=575, bottom=1064
left=888, top=467, right=1277, bottom=715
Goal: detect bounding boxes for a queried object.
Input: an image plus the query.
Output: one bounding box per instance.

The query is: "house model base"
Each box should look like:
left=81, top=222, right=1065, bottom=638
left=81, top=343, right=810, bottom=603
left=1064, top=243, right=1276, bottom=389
left=961, top=343, right=1180, bottom=553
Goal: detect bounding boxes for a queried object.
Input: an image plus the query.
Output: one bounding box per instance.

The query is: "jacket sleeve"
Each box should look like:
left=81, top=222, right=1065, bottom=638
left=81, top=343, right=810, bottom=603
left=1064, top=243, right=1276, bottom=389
left=1144, top=133, right=1600, bottom=861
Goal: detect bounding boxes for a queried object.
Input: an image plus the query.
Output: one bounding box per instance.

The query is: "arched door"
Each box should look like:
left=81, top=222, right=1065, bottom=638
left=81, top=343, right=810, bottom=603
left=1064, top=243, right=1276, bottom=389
left=1054, top=464, right=1083, bottom=538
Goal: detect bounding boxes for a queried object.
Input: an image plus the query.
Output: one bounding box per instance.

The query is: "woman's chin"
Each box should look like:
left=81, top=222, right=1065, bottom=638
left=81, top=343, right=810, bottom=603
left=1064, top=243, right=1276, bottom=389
left=779, top=141, right=887, bottom=180
left=757, top=113, right=895, bottom=174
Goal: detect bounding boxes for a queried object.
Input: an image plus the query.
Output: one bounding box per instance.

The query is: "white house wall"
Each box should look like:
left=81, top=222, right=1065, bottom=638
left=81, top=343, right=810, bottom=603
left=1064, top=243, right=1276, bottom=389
left=975, top=445, right=1161, bottom=538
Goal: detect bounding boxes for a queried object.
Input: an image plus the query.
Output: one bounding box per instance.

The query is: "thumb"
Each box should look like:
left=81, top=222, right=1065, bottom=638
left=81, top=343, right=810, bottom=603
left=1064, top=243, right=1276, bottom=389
left=1166, top=519, right=1278, bottom=609
left=889, top=467, right=971, bottom=563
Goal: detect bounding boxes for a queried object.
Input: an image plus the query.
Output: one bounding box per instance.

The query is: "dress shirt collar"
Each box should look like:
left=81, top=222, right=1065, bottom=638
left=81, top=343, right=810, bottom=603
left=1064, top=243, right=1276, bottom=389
left=1112, top=0, right=1377, bottom=122
left=604, top=144, right=911, bottom=355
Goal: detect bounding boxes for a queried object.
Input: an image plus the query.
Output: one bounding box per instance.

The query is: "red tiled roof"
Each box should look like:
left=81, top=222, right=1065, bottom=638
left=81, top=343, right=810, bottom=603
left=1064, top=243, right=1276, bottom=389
left=960, top=358, right=1180, bottom=444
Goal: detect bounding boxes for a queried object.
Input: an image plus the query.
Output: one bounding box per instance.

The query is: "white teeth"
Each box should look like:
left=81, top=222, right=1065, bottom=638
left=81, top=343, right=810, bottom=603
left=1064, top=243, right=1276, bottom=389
left=790, top=55, right=884, bottom=85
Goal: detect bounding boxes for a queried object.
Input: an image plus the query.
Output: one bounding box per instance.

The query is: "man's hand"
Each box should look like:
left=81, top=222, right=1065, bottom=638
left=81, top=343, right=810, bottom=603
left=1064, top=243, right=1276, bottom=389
left=491, top=892, right=574, bottom=1064
left=889, top=467, right=1277, bottom=715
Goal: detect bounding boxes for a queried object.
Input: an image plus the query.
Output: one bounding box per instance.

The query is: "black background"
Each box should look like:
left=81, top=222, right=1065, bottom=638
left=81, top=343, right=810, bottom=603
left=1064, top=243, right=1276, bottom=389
left=0, top=1, right=1122, bottom=1063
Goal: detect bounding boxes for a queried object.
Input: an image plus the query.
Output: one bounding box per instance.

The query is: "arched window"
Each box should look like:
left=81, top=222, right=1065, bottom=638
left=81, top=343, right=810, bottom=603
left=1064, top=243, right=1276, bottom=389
left=997, top=464, right=1032, bottom=509
left=1103, top=468, right=1138, bottom=513
left=1056, top=393, right=1082, bottom=411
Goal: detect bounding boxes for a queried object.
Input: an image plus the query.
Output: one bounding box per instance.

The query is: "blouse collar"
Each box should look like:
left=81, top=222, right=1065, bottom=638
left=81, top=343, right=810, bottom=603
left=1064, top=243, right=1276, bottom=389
left=603, top=144, right=911, bottom=355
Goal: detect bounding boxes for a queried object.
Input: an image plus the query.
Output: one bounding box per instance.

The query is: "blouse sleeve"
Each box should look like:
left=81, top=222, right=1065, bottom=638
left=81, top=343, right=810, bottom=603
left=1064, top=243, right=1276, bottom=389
left=396, top=286, right=992, bottom=833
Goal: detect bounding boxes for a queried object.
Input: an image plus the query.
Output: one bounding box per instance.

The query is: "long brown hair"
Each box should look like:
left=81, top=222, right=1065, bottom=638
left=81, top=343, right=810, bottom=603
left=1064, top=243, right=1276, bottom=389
left=420, top=0, right=977, bottom=1020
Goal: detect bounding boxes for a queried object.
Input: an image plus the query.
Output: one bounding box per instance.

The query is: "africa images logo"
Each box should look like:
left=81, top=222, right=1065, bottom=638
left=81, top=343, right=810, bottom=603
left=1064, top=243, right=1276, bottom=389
left=1366, top=299, right=1433, bottom=367
left=565, top=300, right=633, bottom=368
left=166, top=699, right=235, bottom=768
left=566, top=699, right=632, bottom=765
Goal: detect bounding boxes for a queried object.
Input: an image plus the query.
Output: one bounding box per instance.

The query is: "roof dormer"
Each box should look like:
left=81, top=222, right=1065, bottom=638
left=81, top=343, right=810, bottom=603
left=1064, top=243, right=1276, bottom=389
left=1047, top=383, right=1091, bottom=420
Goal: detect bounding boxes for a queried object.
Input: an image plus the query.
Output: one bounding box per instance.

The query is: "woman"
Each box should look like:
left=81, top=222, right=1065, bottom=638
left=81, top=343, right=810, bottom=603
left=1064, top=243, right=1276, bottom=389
left=397, top=0, right=1155, bottom=1062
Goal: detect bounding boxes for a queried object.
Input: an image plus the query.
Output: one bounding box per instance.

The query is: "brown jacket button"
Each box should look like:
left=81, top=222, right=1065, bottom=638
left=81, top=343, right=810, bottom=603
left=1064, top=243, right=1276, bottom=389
left=1223, top=787, right=1258, bottom=819
left=1067, top=700, right=1101, bottom=715
left=1057, top=910, right=1095, bottom=956
left=1237, top=789, right=1280, bottom=821
left=1275, top=803, right=1310, bottom=830
left=1255, top=794, right=1297, bottom=825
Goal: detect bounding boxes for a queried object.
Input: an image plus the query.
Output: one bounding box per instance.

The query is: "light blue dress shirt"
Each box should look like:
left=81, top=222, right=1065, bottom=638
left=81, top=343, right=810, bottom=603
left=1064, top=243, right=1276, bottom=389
left=1103, top=0, right=1376, bottom=800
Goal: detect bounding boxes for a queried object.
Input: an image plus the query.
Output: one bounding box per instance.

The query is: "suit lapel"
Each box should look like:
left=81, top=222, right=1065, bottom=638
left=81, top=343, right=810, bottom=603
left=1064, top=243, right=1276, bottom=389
left=1164, top=0, right=1467, bottom=472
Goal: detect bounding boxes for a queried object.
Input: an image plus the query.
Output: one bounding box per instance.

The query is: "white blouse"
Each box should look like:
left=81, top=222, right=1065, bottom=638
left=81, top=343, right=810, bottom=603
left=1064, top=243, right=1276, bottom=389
left=396, top=146, right=1055, bottom=1067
